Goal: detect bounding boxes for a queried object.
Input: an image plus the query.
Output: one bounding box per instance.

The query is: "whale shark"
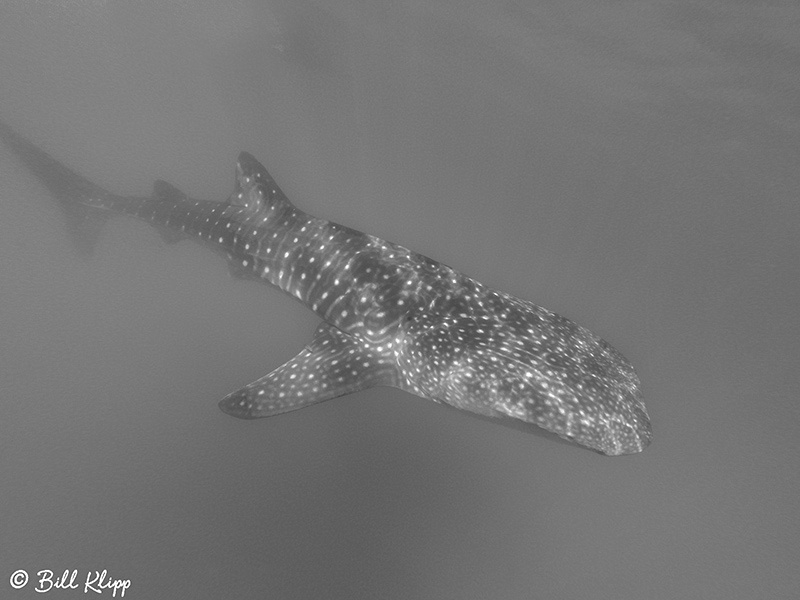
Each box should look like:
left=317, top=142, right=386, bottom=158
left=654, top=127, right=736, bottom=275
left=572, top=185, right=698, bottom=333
left=0, top=118, right=652, bottom=456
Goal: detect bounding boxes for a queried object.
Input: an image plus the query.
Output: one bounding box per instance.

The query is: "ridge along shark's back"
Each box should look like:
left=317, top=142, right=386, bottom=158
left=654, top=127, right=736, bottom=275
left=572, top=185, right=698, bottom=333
left=0, top=117, right=652, bottom=456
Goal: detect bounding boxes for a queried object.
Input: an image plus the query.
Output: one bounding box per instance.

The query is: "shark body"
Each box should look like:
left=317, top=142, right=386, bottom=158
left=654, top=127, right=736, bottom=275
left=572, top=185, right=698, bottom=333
left=0, top=119, right=652, bottom=455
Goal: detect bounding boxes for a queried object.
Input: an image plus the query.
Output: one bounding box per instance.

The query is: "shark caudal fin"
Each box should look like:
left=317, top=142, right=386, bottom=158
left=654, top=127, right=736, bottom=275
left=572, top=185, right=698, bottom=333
left=218, top=322, right=401, bottom=419
left=0, top=118, right=115, bottom=255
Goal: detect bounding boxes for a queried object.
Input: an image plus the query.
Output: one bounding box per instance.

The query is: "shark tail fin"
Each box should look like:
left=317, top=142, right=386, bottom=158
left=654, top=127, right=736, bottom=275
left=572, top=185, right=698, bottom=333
left=0, top=118, right=116, bottom=255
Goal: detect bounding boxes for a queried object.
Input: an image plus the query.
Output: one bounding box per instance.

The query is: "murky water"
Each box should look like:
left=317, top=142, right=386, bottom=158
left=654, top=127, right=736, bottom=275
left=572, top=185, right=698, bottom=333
left=1, top=2, right=798, bottom=598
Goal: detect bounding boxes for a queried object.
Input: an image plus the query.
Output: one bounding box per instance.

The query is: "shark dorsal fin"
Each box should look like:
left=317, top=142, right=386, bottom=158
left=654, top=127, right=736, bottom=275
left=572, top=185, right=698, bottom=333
left=153, top=179, right=186, bottom=201
left=231, top=151, right=292, bottom=214
left=151, top=180, right=188, bottom=244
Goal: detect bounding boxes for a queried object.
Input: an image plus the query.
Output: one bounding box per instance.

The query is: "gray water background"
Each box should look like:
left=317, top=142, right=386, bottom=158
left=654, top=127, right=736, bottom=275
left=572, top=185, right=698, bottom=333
left=0, top=1, right=798, bottom=598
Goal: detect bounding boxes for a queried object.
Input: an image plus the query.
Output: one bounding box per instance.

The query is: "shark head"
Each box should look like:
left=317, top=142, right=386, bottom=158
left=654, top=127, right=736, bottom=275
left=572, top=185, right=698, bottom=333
left=398, top=293, right=652, bottom=456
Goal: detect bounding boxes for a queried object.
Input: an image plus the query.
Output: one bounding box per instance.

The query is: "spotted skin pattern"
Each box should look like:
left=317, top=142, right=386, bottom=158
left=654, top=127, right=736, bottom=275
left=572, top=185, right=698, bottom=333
left=0, top=119, right=651, bottom=456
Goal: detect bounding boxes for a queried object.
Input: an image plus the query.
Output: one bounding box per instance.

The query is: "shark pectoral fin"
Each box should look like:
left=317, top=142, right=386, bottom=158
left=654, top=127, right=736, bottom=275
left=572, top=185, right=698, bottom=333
left=218, top=322, right=399, bottom=419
